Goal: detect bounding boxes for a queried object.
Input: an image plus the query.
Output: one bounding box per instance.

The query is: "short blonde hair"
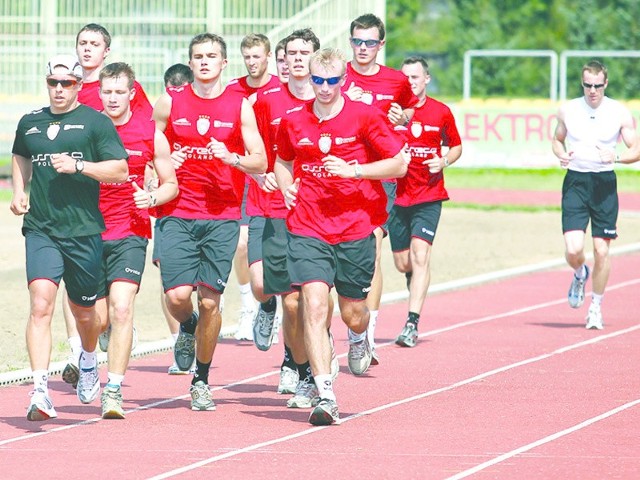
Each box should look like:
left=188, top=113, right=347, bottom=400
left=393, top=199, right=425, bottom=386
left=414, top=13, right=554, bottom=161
left=309, top=48, right=346, bottom=76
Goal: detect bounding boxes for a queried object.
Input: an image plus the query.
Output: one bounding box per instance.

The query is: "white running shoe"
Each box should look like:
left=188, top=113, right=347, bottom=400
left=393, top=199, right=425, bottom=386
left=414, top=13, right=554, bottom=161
left=98, top=325, right=111, bottom=352
left=568, top=265, right=590, bottom=308
left=190, top=381, right=216, bottom=411
left=277, top=366, right=299, bottom=394
left=347, top=336, right=372, bottom=376
left=27, top=388, right=57, bottom=421
left=234, top=307, right=256, bottom=341
left=287, top=379, right=319, bottom=409
left=77, top=353, right=100, bottom=404
left=585, top=303, right=604, bottom=330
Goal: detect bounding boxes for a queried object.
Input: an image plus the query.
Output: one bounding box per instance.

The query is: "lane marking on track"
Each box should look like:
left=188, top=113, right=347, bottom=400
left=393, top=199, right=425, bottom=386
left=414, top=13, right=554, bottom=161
left=445, top=398, right=640, bottom=479
left=146, top=323, right=640, bottom=479
left=1, top=278, right=639, bottom=450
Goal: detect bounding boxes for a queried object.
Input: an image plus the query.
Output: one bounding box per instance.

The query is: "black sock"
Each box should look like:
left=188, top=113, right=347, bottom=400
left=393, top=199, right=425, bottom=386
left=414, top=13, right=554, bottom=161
left=297, top=361, right=312, bottom=384
left=180, top=312, right=197, bottom=335
left=260, top=296, right=277, bottom=313
left=407, top=311, right=420, bottom=326
left=405, top=271, right=413, bottom=290
left=192, top=359, right=210, bottom=385
left=281, top=344, right=297, bottom=370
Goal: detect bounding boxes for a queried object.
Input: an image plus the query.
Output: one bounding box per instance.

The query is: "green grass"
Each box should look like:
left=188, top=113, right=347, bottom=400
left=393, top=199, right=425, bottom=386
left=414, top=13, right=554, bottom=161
left=446, top=167, right=640, bottom=193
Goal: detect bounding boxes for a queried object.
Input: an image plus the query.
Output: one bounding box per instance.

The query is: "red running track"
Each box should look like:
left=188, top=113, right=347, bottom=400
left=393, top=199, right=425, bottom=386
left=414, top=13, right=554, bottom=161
left=0, top=253, right=639, bottom=479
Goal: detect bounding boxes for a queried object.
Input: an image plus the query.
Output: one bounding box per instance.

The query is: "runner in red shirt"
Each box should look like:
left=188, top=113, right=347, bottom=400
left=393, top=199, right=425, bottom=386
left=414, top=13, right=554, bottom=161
left=390, top=56, right=462, bottom=348
left=225, top=33, right=281, bottom=342
left=153, top=33, right=266, bottom=412
left=251, top=28, right=333, bottom=408
left=274, top=47, right=407, bottom=425
left=342, top=13, right=419, bottom=364
left=75, top=23, right=153, bottom=118
left=94, top=62, right=178, bottom=418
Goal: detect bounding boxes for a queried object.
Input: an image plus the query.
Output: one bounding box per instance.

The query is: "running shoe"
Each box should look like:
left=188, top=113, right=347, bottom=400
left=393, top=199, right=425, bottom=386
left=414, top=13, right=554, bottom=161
left=253, top=304, right=276, bottom=351
left=190, top=381, right=216, bottom=411
left=286, top=379, right=319, bottom=409
left=585, top=303, right=604, bottom=330
left=347, top=336, right=372, bottom=376
left=277, top=366, right=299, bottom=395
left=568, top=265, right=590, bottom=308
left=98, top=324, right=111, bottom=352
left=77, top=353, right=100, bottom=404
left=396, top=322, right=418, bottom=348
left=26, top=388, right=57, bottom=421
left=62, top=355, right=79, bottom=389
left=308, top=398, right=339, bottom=426
left=233, top=307, right=256, bottom=341
left=174, top=312, right=198, bottom=371
left=101, top=385, right=125, bottom=419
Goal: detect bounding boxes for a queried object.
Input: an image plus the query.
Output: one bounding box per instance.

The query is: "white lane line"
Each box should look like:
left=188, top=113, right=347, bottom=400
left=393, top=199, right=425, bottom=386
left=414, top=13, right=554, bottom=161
left=445, top=398, right=640, bottom=480
left=146, top=324, right=640, bottom=479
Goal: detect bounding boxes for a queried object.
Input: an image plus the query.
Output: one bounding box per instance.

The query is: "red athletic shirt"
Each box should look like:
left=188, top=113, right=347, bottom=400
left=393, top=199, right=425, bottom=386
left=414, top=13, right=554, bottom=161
left=250, top=85, right=312, bottom=218
left=99, top=110, right=155, bottom=240
left=394, top=96, right=462, bottom=207
left=276, top=96, right=404, bottom=244
left=225, top=75, right=282, bottom=103
left=155, top=85, right=246, bottom=220
left=78, top=80, right=153, bottom=119
left=342, top=63, right=419, bottom=114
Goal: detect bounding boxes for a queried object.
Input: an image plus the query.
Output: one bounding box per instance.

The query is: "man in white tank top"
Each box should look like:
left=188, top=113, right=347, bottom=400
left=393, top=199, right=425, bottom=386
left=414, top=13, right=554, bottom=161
left=552, top=60, right=639, bottom=330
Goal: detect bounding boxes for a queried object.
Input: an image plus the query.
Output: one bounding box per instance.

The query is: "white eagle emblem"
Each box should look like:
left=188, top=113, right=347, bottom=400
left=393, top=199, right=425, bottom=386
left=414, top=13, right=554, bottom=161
left=410, top=122, right=422, bottom=139
left=196, top=116, right=210, bottom=136
left=47, top=123, right=60, bottom=140
left=318, top=135, right=332, bottom=154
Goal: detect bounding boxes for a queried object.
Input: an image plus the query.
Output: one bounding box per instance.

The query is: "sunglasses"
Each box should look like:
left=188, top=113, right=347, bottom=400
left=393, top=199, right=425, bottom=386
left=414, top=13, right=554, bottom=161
left=582, top=82, right=605, bottom=90
left=310, top=75, right=342, bottom=86
left=47, top=78, right=79, bottom=89
left=350, top=38, right=381, bottom=48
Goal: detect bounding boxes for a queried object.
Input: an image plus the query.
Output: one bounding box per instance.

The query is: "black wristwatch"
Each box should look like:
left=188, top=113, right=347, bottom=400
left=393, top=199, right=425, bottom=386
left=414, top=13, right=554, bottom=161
left=75, top=159, right=84, bottom=174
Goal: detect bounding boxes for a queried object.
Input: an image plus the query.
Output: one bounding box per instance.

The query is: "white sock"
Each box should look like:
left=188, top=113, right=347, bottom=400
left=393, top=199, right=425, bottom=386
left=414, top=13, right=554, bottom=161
left=106, top=373, right=124, bottom=388
left=574, top=264, right=587, bottom=279
left=591, top=293, right=603, bottom=306
left=68, top=335, right=82, bottom=361
left=314, top=374, right=336, bottom=401
left=79, top=349, right=97, bottom=369
left=32, top=370, right=48, bottom=392
left=348, top=328, right=366, bottom=343
left=239, top=282, right=255, bottom=310
left=367, top=310, right=378, bottom=347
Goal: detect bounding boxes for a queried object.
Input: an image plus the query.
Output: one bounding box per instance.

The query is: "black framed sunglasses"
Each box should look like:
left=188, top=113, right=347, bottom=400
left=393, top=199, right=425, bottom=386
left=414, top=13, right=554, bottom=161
left=310, top=75, right=342, bottom=86
left=350, top=38, right=381, bottom=48
left=47, top=78, right=78, bottom=89
left=582, top=82, right=605, bottom=90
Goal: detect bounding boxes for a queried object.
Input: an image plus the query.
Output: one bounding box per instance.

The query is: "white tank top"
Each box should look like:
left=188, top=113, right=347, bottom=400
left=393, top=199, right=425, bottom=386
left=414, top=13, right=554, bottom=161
left=564, top=96, right=623, bottom=173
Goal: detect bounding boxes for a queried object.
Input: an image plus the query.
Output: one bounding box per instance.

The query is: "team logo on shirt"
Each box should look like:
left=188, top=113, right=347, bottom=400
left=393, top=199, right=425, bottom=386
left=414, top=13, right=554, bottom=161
left=410, top=122, right=422, bottom=139
left=197, top=115, right=210, bottom=135
left=318, top=134, right=332, bottom=154
left=47, top=122, right=60, bottom=140
left=360, top=92, right=374, bottom=105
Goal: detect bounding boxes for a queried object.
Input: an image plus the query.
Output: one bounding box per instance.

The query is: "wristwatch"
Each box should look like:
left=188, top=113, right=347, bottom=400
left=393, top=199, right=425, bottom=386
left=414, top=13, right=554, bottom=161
left=75, top=159, right=84, bottom=174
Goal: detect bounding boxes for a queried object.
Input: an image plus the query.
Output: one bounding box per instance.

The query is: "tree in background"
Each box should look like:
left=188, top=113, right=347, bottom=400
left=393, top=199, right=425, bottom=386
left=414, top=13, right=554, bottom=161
left=386, top=0, right=640, bottom=100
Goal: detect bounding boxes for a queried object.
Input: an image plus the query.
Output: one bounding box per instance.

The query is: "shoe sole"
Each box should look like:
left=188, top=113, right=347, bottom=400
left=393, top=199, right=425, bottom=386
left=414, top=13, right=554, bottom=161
left=27, top=406, right=56, bottom=421
left=309, top=407, right=337, bottom=426
left=62, top=363, right=79, bottom=388
left=102, top=409, right=125, bottom=419
left=395, top=336, right=417, bottom=348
